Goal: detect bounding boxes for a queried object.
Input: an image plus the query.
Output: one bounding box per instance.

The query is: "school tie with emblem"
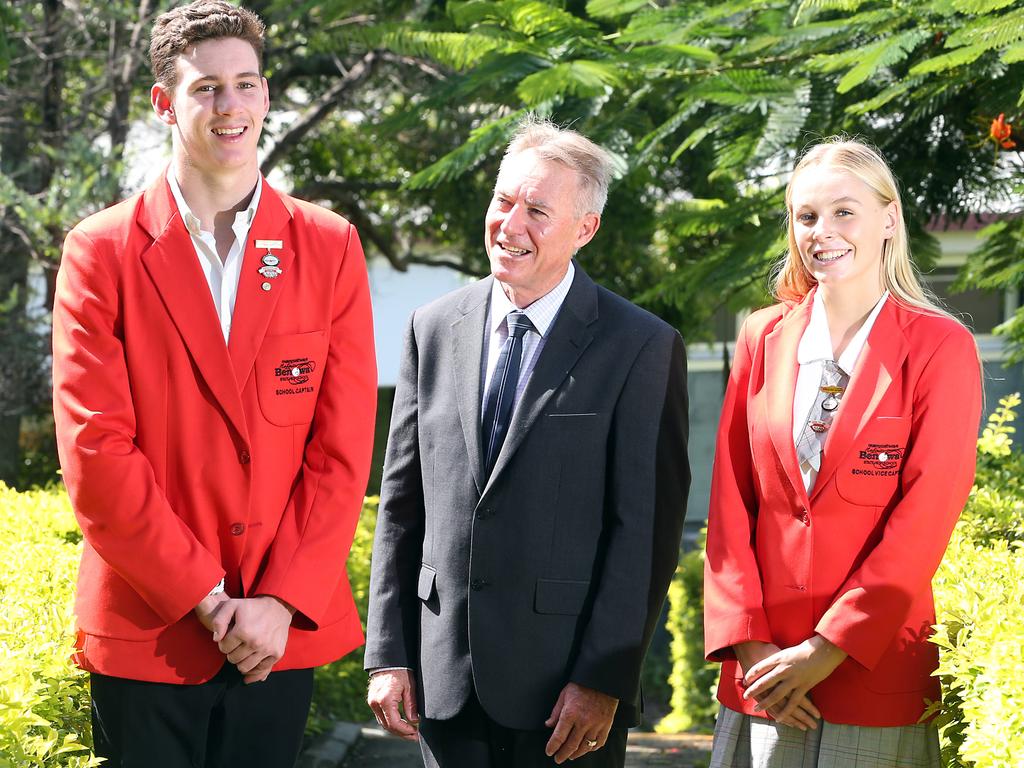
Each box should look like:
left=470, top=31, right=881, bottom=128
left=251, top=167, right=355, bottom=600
left=796, top=359, right=849, bottom=470
left=481, top=310, right=535, bottom=478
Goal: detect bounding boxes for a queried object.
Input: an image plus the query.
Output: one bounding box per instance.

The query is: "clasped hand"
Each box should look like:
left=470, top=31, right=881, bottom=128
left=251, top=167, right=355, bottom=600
left=194, top=593, right=295, bottom=683
left=737, top=636, right=847, bottom=729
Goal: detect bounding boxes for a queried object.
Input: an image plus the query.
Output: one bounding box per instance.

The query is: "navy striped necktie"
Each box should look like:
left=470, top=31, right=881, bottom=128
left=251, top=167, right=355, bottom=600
left=482, top=311, right=535, bottom=478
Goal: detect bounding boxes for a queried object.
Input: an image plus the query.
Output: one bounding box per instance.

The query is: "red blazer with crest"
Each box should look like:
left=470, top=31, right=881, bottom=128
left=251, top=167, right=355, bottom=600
left=52, top=172, right=376, bottom=684
left=704, top=289, right=981, bottom=726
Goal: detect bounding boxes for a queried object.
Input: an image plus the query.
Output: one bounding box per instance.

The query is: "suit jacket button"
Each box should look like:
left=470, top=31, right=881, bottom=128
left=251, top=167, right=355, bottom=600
left=800, top=511, right=810, bottom=525
left=239, top=449, right=251, bottom=464
left=230, top=523, right=245, bottom=536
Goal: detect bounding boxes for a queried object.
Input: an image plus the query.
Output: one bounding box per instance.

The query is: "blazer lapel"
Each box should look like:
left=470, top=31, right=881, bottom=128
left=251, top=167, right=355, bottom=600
left=812, top=301, right=909, bottom=500
left=483, top=266, right=596, bottom=494
left=227, top=181, right=295, bottom=388
left=138, top=174, right=248, bottom=440
left=763, top=293, right=813, bottom=509
left=451, top=279, right=492, bottom=495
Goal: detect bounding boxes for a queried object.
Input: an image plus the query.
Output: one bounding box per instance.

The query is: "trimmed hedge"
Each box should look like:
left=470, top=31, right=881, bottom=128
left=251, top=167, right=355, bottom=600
left=661, top=394, right=1024, bottom=768
left=929, top=394, right=1024, bottom=768
left=0, top=486, right=380, bottom=763
left=0, top=484, right=98, bottom=767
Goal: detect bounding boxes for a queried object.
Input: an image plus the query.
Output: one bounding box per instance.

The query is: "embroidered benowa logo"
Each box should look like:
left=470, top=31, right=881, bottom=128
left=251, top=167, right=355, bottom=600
left=275, top=358, right=316, bottom=386
left=852, top=442, right=903, bottom=476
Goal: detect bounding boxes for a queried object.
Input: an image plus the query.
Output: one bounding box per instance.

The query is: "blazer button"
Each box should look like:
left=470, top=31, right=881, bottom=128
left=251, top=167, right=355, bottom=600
left=799, top=511, right=810, bottom=525
left=239, top=449, right=251, bottom=464
left=230, top=522, right=246, bottom=536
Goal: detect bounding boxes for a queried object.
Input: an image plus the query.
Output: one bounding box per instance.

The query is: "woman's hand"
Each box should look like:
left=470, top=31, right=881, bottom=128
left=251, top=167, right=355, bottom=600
left=734, top=641, right=821, bottom=731
left=742, top=635, right=847, bottom=724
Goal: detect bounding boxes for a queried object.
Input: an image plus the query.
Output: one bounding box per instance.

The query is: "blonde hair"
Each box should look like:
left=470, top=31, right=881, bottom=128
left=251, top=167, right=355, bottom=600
left=773, top=137, right=955, bottom=321
left=502, top=115, right=614, bottom=217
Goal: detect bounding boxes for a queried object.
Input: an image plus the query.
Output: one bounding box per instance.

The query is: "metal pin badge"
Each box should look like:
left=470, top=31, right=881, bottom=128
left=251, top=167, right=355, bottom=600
left=255, top=239, right=284, bottom=285
left=809, top=420, right=830, bottom=434
left=821, top=395, right=840, bottom=411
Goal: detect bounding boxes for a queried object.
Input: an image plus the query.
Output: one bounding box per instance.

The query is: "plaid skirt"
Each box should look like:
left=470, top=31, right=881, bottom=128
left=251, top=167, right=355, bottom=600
left=709, top=706, right=940, bottom=768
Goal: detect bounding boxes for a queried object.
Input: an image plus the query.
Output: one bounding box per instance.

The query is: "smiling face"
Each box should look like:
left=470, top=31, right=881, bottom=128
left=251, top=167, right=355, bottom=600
left=484, top=149, right=600, bottom=308
left=151, top=36, right=269, bottom=180
left=788, top=164, right=898, bottom=300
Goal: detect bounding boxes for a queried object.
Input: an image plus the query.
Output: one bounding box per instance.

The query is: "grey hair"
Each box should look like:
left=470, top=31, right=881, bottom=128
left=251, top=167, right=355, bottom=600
left=501, top=115, right=614, bottom=217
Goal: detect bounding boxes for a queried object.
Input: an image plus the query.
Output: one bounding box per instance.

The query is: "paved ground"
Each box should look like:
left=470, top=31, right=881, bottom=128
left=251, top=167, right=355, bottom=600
left=343, top=725, right=713, bottom=767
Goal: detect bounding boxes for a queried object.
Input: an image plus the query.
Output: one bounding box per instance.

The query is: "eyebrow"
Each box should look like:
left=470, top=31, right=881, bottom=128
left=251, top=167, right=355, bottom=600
left=524, top=196, right=551, bottom=211
left=193, top=71, right=262, bottom=83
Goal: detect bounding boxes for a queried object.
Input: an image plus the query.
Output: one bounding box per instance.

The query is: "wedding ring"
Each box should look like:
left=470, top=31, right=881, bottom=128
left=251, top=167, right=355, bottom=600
left=586, top=739, right=598, bottom=748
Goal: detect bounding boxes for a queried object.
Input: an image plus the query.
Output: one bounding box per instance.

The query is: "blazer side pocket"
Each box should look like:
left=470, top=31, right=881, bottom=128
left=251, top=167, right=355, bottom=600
left=534, top=578, right=590, bottom=616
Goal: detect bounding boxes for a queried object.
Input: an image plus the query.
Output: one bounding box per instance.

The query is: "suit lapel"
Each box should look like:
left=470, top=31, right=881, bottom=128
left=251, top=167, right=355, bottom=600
left=763, top=293, right=813, bottom=509
left=138, top=174, right=249, bottom=440
left=451, top=279, right=492, bottom=495
left=812, top=301, right=909, bottom=500
left=483, top=267, right=596, bottom=494
left=227, top=182, right=294, bottom=388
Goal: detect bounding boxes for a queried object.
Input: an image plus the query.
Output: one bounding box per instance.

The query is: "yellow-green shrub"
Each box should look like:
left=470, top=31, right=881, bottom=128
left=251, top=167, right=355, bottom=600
left=0, top=483, right=99, bottom=767
left=657, top=531, right=717, bottom=733
left=307, top=497, right=379, bottom=731
left=0, top=485, right=382, bottom=760
left=930, top=394, right=1024, bottom=768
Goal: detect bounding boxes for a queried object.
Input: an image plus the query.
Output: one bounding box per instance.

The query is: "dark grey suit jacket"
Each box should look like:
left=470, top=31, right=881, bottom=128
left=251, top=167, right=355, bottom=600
left=364, top=264, right=690, bottom=730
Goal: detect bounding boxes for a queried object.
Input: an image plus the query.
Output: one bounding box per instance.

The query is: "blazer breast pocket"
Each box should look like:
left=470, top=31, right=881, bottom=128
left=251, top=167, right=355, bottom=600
left=256, top=330, right=329, bottom=426
left=835, top=416, right=910, bottom=507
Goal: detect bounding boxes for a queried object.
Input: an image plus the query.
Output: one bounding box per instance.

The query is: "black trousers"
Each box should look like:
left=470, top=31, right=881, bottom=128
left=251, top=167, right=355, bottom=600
left=418, top=688, right=627, bottom=768
left=90, top=664, right=314, bottom=768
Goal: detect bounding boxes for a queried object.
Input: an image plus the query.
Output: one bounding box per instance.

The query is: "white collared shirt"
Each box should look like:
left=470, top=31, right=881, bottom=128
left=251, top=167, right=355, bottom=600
left=481, top=262, right=576, bottom=415
left=167, top=172, right=262, bottom=343
left=793, top=288, right=890, bottom=492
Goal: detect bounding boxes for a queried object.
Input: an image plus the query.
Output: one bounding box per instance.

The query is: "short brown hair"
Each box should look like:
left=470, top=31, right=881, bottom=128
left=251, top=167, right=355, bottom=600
left=150, top=1, right=265, bottom=91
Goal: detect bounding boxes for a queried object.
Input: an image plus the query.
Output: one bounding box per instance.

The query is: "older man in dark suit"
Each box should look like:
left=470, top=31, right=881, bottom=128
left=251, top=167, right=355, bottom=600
left=365, top=118, right=690, bottom=768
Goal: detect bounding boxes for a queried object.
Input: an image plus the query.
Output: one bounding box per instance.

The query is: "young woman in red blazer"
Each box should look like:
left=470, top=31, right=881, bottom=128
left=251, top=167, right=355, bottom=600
left=704, top=139, right=982, bottom=767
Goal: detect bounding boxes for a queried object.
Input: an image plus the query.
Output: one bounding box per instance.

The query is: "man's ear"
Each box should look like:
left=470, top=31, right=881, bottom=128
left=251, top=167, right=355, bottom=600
left=574, top=212, right=601, bottom=251
left=261, top=76, right=270, bottom=117
left=152, top=83, right=175, bottom=125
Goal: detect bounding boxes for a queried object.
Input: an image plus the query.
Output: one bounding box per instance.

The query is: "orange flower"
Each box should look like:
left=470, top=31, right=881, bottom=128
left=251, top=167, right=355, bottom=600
left=990, top=113, right=1016, bottom=149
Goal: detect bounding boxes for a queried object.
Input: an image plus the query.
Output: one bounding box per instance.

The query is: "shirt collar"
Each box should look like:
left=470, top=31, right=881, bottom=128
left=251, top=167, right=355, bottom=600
left=167, top=169, right=262, bottom=237
left=797, top=288, right=890, bottom=371
left=488, top=261, right=575, bottom=338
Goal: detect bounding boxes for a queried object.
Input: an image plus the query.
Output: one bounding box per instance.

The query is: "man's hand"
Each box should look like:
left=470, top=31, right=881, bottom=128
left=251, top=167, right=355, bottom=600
left=211, top=596, right=295, bottom=684
left=741, top=635, right=846, bottom=726
left=367, top=669, right=419, bottom=741
left=734, top=641, right=821, bottom=731
left=194, top=591, right=229, bottom=632
left=543, top=683, right=618, bottom=764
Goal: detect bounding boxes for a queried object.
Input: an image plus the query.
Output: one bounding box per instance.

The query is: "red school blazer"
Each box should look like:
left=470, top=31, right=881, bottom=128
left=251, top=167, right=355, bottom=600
left=52, top=172, right=377, bottom=684
left=704, top=289, right=981, bottom=726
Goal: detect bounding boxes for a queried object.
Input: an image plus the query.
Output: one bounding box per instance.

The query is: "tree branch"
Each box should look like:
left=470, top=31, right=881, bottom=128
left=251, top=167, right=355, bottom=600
left=260, top=51, right=379, bottom=175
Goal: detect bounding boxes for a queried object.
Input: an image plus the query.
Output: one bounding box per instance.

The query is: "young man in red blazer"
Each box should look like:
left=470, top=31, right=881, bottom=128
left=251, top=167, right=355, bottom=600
left=51, top=2, right=376, bottom=765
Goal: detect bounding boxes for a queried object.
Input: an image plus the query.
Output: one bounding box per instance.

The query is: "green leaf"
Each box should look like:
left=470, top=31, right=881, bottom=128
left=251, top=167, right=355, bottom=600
left=833, top=29, right=931, bottom=93
left=945, top=7, right=1024, bottom=50
left=909, top=41, right=991, bottom=75
left=404, top=109, right=539, bottom=190
left=1002, top=41, right=1024, bottom=63
left=585, top=0, right=650, bottom=20
left=516, top=60, right=623, bottom=105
